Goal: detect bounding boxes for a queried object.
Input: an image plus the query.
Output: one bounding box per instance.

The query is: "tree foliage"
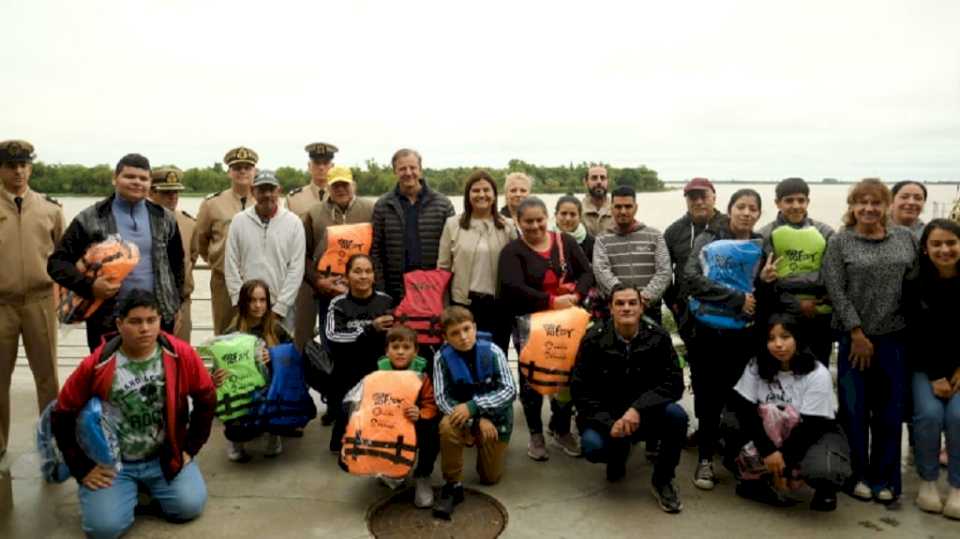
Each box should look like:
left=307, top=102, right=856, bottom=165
left=28, top=159, right=663, bottom=196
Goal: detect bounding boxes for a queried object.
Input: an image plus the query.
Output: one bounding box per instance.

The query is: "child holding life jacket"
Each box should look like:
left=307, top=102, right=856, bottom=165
left=431, top=306, right=517, bottom=520
left=213, top=279, right=291, bottom=462
left=343, top=325, right=439, bottom=508
left=721, top=314, right=851, bottom=511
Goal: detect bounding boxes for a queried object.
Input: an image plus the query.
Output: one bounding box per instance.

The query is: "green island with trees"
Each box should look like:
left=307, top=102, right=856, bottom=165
left=26, top=159, right=663, bottom=196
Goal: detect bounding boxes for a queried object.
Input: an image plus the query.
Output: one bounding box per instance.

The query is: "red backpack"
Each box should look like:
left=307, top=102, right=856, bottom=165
left=393, top=269, right=452, bottom=345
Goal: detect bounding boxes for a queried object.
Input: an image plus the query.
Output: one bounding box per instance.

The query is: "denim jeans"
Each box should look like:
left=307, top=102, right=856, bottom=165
left=78, top=459, right=207, bottom=539
left=837, top=332, right=906, bottom=496
left=912, top=371, right=960, bottom=488
left=581, top=403, right=688, bottom=485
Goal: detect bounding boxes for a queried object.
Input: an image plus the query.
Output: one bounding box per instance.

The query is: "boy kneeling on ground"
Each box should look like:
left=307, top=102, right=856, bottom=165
left=432, top=306, right=517, bottom=519
left=375, top=325, right=440, bottom=508
left=51, top=289, right=216, bottom=539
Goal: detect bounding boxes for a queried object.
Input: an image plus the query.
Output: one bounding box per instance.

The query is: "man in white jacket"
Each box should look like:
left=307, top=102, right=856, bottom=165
left=225, top=170, right=305, bottom=331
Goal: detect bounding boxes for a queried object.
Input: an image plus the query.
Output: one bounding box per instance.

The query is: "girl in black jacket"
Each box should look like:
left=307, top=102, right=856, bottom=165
left=325, top=254, right=394, bottom=452
left=498, top=197, right=594, bottom=462
left=723, top=314, right=850, bottom=511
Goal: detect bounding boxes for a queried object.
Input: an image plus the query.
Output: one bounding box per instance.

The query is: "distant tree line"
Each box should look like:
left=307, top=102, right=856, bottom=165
left=27, top=159, right=663, bottom=196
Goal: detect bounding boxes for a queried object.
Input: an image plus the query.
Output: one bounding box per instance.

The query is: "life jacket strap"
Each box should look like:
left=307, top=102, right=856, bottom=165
left=343, top=431, right=417, bottom=466
left=519, top=361, right=572, bottom=387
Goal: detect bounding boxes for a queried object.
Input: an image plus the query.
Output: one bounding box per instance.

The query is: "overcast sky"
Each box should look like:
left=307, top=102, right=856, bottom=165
left=4, top=0, right=959, bottom=181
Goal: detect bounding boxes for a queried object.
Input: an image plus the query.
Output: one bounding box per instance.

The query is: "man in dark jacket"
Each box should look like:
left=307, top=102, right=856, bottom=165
left=662, top=177, right=728, bottom=325
left=370, top=148, right=454, bottom=304
left=48, top=154, right=184, bottom=351
left=51, top=290, right=215, bottom=539
left=571, top=285, right=688, bottom=513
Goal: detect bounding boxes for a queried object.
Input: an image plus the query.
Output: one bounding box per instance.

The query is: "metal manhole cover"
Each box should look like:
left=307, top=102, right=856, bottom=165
left=367, top=486, right=508, bottom=539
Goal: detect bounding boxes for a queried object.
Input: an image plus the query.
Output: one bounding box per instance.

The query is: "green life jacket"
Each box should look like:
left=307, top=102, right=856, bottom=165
left=770, top=224, right=832, bottom=314
left=377, top=356, right=427, bottom=374
left=199, top=334, right=269, bottom=422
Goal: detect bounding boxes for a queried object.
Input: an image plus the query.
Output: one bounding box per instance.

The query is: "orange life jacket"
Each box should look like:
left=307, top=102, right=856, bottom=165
left=57, top=236, right=141, bottom=324
left=393, top=269, right=452, bottom=345
left=519, top=307, right=590, bottom=396
left=341, top=370, right=423, bottom=479
left=316, top=223, right=373, bottom=277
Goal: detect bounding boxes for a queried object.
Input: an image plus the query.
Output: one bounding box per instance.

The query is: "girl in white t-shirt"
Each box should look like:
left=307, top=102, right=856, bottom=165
left=723, top=314, right=851, bottom=512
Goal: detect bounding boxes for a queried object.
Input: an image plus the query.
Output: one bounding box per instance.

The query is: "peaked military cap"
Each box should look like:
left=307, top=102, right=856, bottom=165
left=305, top=142, right=338, bottom=161
left=224, top=146, right=259, bottom=167
left=0, top=140, right=36, bottom=163
left=151, top=166, right=185, bottom=191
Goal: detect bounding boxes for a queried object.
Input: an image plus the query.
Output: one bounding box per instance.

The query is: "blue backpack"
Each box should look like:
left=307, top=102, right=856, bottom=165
left=260, top=343, right=317, bottom=435
left=688, top=239, right=764, bottom=330
left=36, top=397, right=122, bottom=483
left=36, top=401, right=70, bottom=483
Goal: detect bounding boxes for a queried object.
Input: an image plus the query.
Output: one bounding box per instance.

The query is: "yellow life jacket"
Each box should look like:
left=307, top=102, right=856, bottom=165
left=341, top=370, right=423, bottom=479
left=317, top=223, right=373, bottom=277
left=519, top=307, right=590, bottom=396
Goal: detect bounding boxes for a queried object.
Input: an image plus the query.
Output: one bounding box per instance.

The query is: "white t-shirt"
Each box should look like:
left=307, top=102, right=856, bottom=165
left=734, top=359, right=835, bottom=419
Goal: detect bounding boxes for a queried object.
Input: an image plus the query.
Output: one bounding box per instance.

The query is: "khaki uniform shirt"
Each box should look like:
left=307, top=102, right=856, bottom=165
left=302, top=197, right=374, bottom=286
left=194, top=190, right=249, bottom=274
left=175, top=209, right=198, bottom=298
left=582, top=194, right=613, bottom=237
left=286, top=182, right=326, bottom=217
left=0, top=188, right=65, bottom=303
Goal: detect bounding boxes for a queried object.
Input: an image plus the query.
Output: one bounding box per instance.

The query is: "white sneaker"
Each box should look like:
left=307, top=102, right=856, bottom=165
left=414, top=477, right=434, bottom=508
left=850, top=481, right=872, bottom=501
left=944, top=488, right=960, bottom=520
left=692, top=459, right=716, bottom=491
left=916, top=480, right=943, bottom=513
left=875, top=488, right=895, bottom=503
left=264, top=434, right=283, bottom=457
left=379, top=476, right=406, bottom=490
left=227, top=441, right=250, bottom=463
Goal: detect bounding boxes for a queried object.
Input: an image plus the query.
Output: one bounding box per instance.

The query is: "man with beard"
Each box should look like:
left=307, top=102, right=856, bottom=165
left=582, top=165, right=613, bottom=236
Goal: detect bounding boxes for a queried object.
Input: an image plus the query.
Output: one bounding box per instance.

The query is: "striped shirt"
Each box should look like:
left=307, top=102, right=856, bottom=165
left=592, top=223, right=672, bottom=301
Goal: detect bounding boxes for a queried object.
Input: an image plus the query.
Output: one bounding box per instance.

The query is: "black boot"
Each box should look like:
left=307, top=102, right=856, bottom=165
left=432, top=482, right=465, bottom=520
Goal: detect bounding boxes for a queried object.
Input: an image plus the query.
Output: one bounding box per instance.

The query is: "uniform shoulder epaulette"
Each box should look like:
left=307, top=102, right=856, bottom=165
left=288, top=186, right=305, bottom=196
left=204, top=190, right=223, bottom=200
left=43, top=194, right=62, bottom=207
left=180, top=210, right=196, bottom=220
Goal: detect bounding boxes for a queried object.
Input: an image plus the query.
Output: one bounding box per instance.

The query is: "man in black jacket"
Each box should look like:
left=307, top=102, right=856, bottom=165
left=370, top=148, right=454, bottom=305
left=48, top=154, right=184, bottom=351
left=571, top=284, right=688, bottom=513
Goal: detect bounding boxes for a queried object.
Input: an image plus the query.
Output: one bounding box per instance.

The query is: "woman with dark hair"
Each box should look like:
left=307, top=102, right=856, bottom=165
left=214, top=278, right=292, bottom=462
left=822, top=178, right=918, bottom=504
left=498, top=196, right=594, bottom=461
left=554, top=194, right=595, bottom=261
left=437, top=169, right=516, bottom=352
left=890, top=180, right=928, bottom=239
left=325, top=253, right=394, bottom=452
left=724, top=314, right=850, bottom=511
left=683, top=188, right=790, bottom=491
left=909, top=219, right=960, bottom=517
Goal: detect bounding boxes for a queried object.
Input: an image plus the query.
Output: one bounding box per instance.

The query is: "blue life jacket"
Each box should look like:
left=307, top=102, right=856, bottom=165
left=36, top=400, right=71, bottom=483
left=259, top=343, right=317, bottom=434
left=76, top=396, right=122, bottom=468
left=688, top=239, right=764, bottom=329
left=440, top=331, right=494, bottom=401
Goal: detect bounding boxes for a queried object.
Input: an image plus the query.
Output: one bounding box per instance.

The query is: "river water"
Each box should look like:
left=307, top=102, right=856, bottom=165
left=58, top=183, right=960, bottom=232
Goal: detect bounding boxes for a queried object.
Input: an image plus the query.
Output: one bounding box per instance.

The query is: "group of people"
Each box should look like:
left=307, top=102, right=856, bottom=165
left=1, top=136, right=959, bottom=537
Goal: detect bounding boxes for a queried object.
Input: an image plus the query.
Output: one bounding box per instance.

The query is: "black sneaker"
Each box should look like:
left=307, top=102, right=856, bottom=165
left=606, top=461, right=626, bottom=482
left=810, top=489, right=838, bottom=512
left=432, top=482, right=464, bottom=520
left=651, top=480, right=684, bottom=513
left=735, top=480, right=797, bottom=507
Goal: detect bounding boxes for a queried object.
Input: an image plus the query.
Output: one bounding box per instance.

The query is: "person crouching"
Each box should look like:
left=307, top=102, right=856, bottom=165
left=432, top=306, right=517, bottom=519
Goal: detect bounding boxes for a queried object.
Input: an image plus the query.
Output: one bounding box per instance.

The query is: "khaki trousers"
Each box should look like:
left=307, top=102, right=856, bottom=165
left=0, top=298, right=59, bottom=452
left=175, top=298, right=192, bottom=344
left=438, top=415, right=508, bottom=485
left=209, top=272, right=235, bottom=336
left=293, top=283, right=317, bottom=350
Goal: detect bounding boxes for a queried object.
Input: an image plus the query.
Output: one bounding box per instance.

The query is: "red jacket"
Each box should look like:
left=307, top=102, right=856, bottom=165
left=51, top=332, right=216, bottom=482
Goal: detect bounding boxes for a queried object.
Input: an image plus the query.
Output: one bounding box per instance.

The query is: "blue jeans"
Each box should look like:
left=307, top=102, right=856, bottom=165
left=837, top=332, right=906, bottom=496
left=912, top=371, right=960, bottom=488
left=581, top=403, right=688, bottom=485
left=79, top=459, right=207, bottom=539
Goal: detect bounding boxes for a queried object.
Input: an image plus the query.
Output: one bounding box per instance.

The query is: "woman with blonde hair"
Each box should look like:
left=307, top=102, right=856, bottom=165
left=823, top=178, right=919, bottom=504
